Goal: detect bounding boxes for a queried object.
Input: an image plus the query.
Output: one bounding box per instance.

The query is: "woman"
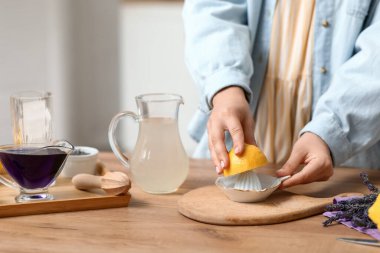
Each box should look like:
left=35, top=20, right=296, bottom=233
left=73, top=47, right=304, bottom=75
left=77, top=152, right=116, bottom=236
left=183, top=0, right=380, bottom=188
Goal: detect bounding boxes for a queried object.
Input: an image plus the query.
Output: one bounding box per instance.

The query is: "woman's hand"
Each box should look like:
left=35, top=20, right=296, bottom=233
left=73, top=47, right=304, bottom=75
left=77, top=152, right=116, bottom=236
left=276, top=132, right=333, bottom=188
left=208, top=86, right=256, bottom=173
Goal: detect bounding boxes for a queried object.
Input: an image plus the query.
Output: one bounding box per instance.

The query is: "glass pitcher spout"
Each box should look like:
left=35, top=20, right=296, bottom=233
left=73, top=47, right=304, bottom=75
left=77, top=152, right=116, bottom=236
left=45, top=140, right=74, bottom=154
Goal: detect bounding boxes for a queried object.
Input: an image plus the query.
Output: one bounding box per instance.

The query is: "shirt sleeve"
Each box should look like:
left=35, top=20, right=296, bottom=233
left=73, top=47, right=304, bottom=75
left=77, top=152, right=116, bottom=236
left=301, top=20, right=380, bottom=166
left=183, top=0, right=254, bottom=111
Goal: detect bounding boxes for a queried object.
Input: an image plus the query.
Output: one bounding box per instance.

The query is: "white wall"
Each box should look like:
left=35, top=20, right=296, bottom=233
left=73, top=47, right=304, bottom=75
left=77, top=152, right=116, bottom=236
left=0, top=0, right=120, bottom=150
left=0, top=0, right=198, bottom=155
left=65, top=0, right=120, bottom=149
left=0, top=0, right=50, bottom=143
left=121, top=1, right=198, bottom=155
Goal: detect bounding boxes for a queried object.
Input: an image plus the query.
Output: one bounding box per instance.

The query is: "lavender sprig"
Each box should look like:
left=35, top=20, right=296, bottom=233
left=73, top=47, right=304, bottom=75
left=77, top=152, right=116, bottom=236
left=323, top=173, right=378, bottom=229
left=360, top=172, right=379, bottom=193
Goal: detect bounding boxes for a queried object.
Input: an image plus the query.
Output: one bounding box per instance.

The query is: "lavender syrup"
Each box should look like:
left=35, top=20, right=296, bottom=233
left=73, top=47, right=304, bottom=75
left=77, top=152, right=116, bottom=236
left=0, top=148, right=67, bottom=189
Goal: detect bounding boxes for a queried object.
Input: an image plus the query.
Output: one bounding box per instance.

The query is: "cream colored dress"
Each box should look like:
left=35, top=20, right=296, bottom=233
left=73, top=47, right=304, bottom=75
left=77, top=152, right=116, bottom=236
left=254, top=0, right=315, bottom=164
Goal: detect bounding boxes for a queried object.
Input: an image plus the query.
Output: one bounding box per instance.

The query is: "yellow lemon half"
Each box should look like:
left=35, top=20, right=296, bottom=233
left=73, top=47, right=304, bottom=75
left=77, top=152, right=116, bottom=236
left=223, top=143, right=268, bottom=177
left=368, top=194, right=380, bottom=229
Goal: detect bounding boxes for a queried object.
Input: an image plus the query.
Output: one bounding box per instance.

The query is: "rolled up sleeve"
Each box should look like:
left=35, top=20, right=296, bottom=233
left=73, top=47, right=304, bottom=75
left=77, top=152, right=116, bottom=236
left=183, top=0, right=253, bottom=110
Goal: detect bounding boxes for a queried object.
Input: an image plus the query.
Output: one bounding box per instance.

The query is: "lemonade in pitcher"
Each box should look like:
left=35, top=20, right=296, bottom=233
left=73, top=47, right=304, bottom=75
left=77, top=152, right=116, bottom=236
left=108, top=93, right=189, bottom=194
left=130, top=117, right=189, bottom=193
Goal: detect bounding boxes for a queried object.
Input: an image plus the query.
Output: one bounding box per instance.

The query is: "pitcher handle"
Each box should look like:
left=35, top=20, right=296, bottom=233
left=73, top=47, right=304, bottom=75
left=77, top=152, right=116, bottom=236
left=108, top=111, right=139, bottom=168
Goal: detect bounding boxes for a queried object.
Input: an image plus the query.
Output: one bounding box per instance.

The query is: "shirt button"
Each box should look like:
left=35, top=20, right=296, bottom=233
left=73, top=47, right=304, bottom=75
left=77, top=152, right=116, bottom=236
left=322, top=20, right=329, bottom=28
left=320, top=67, right=327, bottom=74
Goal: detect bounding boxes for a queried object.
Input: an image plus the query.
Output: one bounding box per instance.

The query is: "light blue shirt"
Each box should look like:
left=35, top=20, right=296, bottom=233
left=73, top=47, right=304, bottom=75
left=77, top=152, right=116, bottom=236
left=183, top=0, right=380, bottom=169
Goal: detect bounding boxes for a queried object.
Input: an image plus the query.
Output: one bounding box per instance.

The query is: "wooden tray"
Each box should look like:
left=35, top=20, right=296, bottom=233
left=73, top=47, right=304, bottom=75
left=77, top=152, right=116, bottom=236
left=0, top=177, right=131, bottom=218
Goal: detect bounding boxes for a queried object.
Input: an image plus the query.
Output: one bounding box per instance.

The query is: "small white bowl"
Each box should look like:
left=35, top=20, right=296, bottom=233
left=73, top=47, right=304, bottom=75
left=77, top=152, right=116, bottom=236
left=60, top=146, right=99, bottom=178
left=215, top=172, right=290, bottom=203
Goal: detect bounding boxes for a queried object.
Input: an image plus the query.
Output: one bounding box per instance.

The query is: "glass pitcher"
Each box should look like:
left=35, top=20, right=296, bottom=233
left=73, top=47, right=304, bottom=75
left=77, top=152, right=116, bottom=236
left=108, top=93, right=189, bottom=194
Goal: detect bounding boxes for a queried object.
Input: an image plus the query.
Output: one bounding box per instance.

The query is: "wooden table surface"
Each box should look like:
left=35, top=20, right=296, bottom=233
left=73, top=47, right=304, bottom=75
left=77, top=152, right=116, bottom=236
left=0, top=152, right=379, bottom=253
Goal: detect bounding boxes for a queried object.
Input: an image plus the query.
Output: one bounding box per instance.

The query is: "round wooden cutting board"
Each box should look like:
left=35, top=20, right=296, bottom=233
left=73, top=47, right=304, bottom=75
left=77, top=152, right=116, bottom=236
left=178, top=186, right=354, bottom=225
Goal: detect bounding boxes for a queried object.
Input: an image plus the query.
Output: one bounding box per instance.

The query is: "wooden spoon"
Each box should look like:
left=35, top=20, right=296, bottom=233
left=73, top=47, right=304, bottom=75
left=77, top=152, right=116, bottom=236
left=72, top=171, right=131, bottom=196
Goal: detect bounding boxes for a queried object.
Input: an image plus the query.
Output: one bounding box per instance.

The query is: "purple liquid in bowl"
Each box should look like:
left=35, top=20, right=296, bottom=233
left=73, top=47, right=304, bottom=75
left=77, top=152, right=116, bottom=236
left=0, top=148, right=67, bottom=189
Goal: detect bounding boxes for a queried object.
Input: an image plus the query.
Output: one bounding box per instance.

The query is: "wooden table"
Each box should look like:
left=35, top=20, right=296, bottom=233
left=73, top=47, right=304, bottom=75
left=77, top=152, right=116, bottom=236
left=0, top=152, right=379, bottom=253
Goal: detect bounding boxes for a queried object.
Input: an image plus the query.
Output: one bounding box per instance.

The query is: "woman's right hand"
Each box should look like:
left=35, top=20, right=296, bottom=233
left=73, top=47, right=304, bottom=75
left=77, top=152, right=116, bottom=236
left=208, top=86, right=256, bottom=174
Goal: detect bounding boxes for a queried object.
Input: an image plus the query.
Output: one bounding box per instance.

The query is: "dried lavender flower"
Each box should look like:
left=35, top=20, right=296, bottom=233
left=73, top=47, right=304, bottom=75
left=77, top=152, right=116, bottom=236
left=323, top=173, right=378, bottom=229
left=360, top=172, right=379, bottom=193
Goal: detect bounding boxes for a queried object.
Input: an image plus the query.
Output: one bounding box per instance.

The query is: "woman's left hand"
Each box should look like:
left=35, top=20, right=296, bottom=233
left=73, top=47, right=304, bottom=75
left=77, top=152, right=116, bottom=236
left=276, top=132, right=334, bottom=188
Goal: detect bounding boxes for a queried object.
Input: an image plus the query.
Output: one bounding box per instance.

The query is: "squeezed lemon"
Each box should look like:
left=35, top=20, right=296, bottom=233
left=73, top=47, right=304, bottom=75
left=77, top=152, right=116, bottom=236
left=223, top=143, right=268, bottom=177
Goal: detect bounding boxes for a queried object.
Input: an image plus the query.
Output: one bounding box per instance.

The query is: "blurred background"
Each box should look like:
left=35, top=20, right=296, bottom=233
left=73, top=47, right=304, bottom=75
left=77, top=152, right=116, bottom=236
left=0, top=0, right=198, bottom=155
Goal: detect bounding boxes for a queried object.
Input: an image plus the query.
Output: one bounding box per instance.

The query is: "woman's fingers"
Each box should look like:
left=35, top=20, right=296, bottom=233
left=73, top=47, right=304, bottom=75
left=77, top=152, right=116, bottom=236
left=276, top=148, right=305, bottom=177
left=207, top=131, right=222, bottom=173
left=243, top=117, right=256, bottom=146
left=208, top=110, right=252, bottom=172
left=208, top=86, right=254, bottom=174
left=281, top=157, right=333, bottom=188
left=207, top=119, right=228, bottom=172
left=280, top=161, right=317, bottom=188
left=226, top=116, right=245, bottom=155
left=278, top=132, right=333, bottom=188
